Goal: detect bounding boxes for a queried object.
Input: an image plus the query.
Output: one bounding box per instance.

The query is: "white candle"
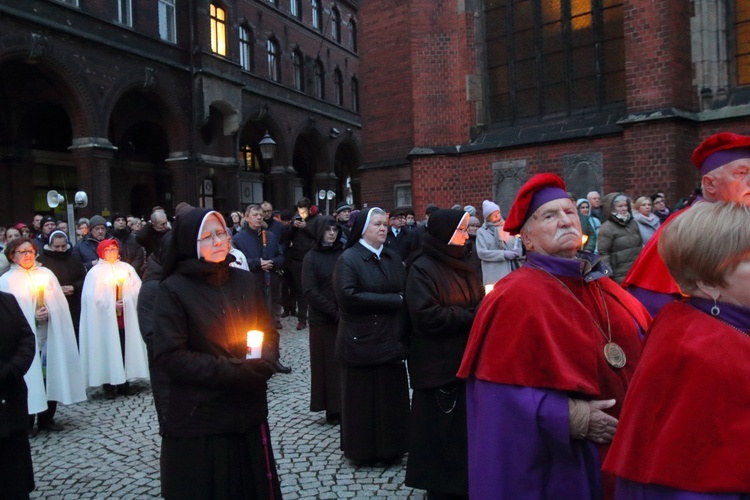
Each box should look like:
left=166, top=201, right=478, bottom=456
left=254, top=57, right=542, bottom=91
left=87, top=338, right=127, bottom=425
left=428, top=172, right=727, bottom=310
left=33, top=273, right=49, bottom=309
left=246, top=330, right=264, bottom=359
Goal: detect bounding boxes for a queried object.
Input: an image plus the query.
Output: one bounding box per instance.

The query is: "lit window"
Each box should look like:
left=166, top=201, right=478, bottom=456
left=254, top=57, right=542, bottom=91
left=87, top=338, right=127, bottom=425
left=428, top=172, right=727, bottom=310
left=291, top=0, right=301, bottom=18
left=738, top=2, right=750, bottom=85
left=312, top=0, right=321, bottom=30
left=240, top=26, right=253, bottom=71
left=240, top=144, right=259, bottom=171
left=158, top=0, right=176, bottom=42
left=314, top=60, right=325, bottom=99
left=118, top=0, right=132, bottom=27
left=293, top=50, right=304, bottom=91
left=210, top=4, right=227, bottom=56
left=351, top=77, right=359, bottom=111
left=334, top=69, right=343, bottom=106
left=268, top=38, right=280, bottom=82
left=350, top=19, right=358, bottom=53
left=331, top=8, right=341, bottom=43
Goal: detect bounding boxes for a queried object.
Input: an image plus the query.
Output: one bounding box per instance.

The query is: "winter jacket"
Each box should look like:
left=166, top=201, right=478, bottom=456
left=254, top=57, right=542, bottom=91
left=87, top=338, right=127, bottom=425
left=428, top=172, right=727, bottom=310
left=73, top=234, right=102, bottom=271
left=475, top=222, right=521, bottom=286
left=38, top=245, right=86, bottom=329
left=405, top=233, right=484, bottom=389
left=633, top=212, right=660, bottom=245
left=302, top=217, right=344, bottom=327
left=598, top=193, right=643, bottom=283
left=333, top=242, right=407, bottom=367
left=111, top=228, right=145, bottom=276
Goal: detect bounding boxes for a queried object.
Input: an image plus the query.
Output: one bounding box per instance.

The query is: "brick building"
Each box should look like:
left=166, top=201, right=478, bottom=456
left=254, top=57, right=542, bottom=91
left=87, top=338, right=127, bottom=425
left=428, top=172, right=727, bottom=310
left=0, top=0, right=361, bottom=224
left=358, top=0, right=750, bottom=217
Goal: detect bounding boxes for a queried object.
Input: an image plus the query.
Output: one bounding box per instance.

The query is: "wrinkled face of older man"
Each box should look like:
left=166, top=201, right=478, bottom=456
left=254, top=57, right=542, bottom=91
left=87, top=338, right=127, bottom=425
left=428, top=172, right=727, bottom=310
left=703, top=158, right=750, bottom=204
left=521, top=198, right=582, bottom=259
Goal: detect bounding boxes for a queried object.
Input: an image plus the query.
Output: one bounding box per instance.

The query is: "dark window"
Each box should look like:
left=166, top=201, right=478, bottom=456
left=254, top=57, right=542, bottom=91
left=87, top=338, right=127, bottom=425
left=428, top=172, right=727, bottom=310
left=291, top=0, right=301, bottom=18
left=738, top=2, right=750, bottom=85
left=267, top=38, right=280, bottom=82
left=314, top=60, right=325, bottom=99
left=351, top=77, right=359, bottom=111
left=293, top=49, right=304, bottom=91
left=350, top=19, right=358, bottom=52
left=334, top=69, right=343, bottom=106
left=485, top=0, right=624, bottom=124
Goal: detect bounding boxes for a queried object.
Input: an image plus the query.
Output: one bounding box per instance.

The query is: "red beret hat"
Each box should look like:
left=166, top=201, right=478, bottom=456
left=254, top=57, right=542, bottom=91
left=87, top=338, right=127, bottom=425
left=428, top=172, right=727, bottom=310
left=96, top=238, right=120, bottom=259
left=692, top=132, right=750, bottom=175
left=504, top=173, right=568, bottom=235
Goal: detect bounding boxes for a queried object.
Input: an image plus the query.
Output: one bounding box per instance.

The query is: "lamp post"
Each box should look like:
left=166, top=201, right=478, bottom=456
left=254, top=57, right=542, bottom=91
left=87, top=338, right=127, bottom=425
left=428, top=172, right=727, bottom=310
left=258, top=131, right=276, bottom=203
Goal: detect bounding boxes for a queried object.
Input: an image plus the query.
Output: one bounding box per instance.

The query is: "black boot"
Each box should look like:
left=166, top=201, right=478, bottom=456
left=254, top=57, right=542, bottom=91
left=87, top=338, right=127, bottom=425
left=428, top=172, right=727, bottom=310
left=274, top=359, right=292, bottom=374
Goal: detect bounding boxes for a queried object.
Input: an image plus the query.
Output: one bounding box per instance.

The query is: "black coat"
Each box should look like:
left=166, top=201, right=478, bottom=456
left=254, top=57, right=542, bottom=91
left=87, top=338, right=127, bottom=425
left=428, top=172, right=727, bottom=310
left=0, top=291, right=36, bottom=437
left=333, top=243, right=407, bottom=366
left=302, top=237, right=343, bottom=327
left=153, top=260, right=280, bottom=438
left=38, top=246, right=86, bottom=331
left=405, top=238, right=484, bottom=389
left=385, top=227, right=414, bottom=262
left=112, top=229, right=146, bottom=276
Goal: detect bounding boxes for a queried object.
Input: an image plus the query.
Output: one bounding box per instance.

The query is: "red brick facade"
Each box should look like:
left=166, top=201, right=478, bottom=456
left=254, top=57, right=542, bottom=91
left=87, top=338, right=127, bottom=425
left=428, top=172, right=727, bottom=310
left=359, top=0, right=750, bottom=216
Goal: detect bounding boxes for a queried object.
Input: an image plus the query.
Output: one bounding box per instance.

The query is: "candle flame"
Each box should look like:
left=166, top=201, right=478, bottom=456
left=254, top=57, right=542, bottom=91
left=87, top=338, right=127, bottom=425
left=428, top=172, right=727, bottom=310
left=115, top=270, right=127, bottom=284
left=484, top=284, right=494, bottom=295
left=33, top=272, right=49, bottom=290
left=581, top=234, right=589, bottom=249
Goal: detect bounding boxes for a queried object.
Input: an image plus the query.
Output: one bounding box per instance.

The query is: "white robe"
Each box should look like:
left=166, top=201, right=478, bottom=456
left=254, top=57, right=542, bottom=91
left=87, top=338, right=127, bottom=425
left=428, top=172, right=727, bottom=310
left=0, top=264, right=87, bottom=414
left=79, top=260, right=149, bottom=387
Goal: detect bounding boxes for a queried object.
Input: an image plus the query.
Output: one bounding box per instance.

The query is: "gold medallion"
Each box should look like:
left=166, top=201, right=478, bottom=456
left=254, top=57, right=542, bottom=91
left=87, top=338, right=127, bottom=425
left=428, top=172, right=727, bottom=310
left=603, top=342, right=626, bottom=369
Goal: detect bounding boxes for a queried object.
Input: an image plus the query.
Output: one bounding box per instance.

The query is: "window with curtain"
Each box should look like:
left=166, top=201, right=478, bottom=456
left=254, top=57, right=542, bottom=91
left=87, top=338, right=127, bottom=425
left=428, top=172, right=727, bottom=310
left=331, top=8, right=341, bottom=43
left=118, top=0, right=132, bottom=26
left=240, top=26, right=253, bottom=71
left=314, top=60, right=325, bottom=99
left=268, top=38, right=280, bottom=82
left=158, top=0, right=176, bottom=42
left=312, top=0, right=321, bottom=30
left=485, top=0, right=624, bottom=124
left=334, top=69, right=343, bottom=106
left=210, top=4, right=227, bottom=56
left=293, top=49, right=304, bottom=91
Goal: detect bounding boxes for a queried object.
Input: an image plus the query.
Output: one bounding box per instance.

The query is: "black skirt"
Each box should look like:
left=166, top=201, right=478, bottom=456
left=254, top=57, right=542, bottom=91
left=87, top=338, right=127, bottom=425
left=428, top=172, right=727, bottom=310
left=160, top=421, right=281, bottom=500
left=340, top=362, right=410, bottom=462
left=405, top=383, right=468, bottom=496
left=309, top=323, right=341, bottom=416
left=0, top=429, right=35, bottom=498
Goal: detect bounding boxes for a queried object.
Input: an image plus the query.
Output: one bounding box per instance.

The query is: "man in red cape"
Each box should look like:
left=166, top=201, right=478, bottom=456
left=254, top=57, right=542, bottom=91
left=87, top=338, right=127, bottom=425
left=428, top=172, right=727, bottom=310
left=623, top=132, right=750, bottom=316
left=457, top=173, right=651, bottom=500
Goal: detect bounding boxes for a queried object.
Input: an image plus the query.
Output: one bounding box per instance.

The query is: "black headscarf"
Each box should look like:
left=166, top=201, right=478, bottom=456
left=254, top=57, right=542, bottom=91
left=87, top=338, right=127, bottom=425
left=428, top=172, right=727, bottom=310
left=345, top=207, right=384, bottom=249
left=419, top=209, right=475, bottom=271
left=426, top=209, right=466, bottom=243
left=161, top=208, right=232, bottom=279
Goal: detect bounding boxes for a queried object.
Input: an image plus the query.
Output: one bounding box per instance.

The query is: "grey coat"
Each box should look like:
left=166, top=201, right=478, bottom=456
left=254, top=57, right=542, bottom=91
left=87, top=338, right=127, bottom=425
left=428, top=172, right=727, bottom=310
left=475, top=223, right=521, bottom=286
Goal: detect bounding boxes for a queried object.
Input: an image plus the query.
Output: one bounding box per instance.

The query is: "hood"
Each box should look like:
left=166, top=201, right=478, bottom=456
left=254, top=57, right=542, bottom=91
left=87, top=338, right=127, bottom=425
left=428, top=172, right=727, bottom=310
left=314, top=215, right=343, bottom=249
left=601, top=192, right=632, bottom=220
left=162, top=207, right=229, bottom=278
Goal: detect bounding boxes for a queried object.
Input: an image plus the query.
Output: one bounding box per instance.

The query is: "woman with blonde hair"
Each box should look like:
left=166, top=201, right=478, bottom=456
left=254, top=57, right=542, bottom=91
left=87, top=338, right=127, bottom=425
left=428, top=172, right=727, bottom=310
left=604, top=202, right=750, bottom=497
left=632, top=196, right=660, bottom=245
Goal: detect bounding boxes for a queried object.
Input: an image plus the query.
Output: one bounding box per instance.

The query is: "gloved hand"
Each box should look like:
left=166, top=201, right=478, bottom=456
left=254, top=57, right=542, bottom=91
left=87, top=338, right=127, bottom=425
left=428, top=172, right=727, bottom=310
left=569, top=398, right=618, bottom=444
left=503, top=250, right=519, bottom=260
left=237, top=358, right=275, bottom=390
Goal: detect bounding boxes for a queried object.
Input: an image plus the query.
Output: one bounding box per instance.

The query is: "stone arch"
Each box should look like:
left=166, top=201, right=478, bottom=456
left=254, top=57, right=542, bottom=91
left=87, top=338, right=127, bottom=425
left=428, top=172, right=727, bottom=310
left=334, top=137, right=362, bottom=208
left=291, top=120, right=329, bottom=199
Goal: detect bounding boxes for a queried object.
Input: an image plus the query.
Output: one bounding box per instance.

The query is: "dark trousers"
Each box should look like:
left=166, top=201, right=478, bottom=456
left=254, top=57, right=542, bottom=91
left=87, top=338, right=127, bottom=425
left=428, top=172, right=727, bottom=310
left=286, top=259, right=308, bottom=323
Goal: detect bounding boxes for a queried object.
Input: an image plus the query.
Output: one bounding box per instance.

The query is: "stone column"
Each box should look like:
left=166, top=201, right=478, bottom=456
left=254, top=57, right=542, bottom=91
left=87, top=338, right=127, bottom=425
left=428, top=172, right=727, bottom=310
left=68, top=138, right=117, bottom=217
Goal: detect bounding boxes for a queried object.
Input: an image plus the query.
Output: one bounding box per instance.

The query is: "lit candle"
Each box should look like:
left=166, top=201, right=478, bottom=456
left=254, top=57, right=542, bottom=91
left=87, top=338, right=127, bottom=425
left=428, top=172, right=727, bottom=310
left=246, top=330, right=264, bottom=359
left=33, top=273, right=49, bottom=310
left=581, top=234, right=589, bottom=250
left=484, top=284, right=494, bottom=295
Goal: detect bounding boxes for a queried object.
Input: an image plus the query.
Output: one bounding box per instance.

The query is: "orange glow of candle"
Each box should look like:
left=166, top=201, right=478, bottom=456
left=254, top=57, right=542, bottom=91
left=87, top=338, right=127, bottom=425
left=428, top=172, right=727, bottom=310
left=115, top=271, right=127, bottom=316
left=484, top=284, right=494, bottom=296
left=33, top=273, right=49, bottom=309
left=246, top=330, right=264, bottom=359
left=581, top=234, right=589, bottom=249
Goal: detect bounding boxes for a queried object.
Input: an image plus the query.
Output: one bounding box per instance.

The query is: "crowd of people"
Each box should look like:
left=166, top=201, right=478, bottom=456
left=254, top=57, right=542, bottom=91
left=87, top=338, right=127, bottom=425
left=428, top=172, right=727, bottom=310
left=1, top=131, right=749, bottom=499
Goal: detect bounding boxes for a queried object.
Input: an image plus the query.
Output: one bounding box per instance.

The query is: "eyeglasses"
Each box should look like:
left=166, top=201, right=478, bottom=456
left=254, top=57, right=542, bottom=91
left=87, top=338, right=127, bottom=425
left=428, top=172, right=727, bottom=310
left=198, top=229, right=229, bottom=243
left=14, top=249, right=36, bottom=256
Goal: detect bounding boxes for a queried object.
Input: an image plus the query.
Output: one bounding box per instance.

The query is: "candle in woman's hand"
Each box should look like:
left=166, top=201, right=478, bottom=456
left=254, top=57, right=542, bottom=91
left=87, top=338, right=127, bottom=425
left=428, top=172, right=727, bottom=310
left=33, top=273, right=48, bottom=309
left=246, top=330, right=264, bottom=359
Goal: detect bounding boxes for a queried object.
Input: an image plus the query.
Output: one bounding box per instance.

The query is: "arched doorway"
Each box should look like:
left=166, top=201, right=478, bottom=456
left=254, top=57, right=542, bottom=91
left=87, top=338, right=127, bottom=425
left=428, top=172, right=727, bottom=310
left=334, top=140, right=360, bottom=209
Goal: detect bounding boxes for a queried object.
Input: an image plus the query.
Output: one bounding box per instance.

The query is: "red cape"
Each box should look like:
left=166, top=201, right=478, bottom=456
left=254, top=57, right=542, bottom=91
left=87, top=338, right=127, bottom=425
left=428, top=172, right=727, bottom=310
left=622, top=207, right=691, bottom=293
left=603, top=301, right=750, bottom=492
left=457, top=266, right=651, bottom=402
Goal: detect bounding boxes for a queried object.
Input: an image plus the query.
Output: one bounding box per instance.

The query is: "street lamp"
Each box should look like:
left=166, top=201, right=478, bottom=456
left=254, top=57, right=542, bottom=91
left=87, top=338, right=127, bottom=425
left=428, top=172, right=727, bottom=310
left=259, top=131, right=276, bottom=166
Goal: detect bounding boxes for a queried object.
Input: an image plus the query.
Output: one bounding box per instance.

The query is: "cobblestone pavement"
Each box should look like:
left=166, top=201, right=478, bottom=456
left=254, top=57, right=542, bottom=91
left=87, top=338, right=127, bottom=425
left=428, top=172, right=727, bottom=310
left=28, top=316, right=426, bottom=499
